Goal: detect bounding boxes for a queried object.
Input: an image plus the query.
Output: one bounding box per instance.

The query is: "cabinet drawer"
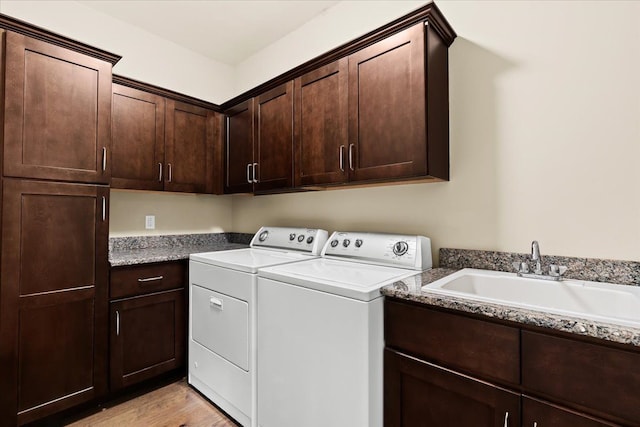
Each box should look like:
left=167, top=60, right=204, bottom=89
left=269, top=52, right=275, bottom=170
left=111, top=261, right=185, bottom=299
left=522, top=331, right=640, bottom=425
left=385, top=300, right=520, bottom=385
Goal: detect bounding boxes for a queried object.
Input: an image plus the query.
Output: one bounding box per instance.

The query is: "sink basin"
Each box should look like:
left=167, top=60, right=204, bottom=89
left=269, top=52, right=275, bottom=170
left=423, top=268, right=640, bottom=328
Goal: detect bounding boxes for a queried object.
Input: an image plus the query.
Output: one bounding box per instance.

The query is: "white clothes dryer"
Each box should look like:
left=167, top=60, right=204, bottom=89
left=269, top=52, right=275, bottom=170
left=189, top=226, right=328, bottom=427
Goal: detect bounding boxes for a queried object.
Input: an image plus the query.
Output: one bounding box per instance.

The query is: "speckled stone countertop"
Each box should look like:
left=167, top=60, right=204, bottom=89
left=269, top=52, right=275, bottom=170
left=381, top=249, right=640, bottom=347
left=109, top=232, right=253, bottom=267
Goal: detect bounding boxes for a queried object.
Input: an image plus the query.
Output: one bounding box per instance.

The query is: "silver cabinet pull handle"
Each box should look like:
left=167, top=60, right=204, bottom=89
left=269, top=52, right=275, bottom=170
left=503, top=412, right=509, bottom=427
left=339, top=145, right=345, bottom=171
left=246, top=163, right=252, bottom=184
left=116, top=310, right=120, bottom=336
left=137, top=275, right=163, bottom=283
left=253, top=162, right=259, bottom=183
left=158, top=163, right=163, bottom=182
left=102, top=147, right=107, bottom=171
left=348, top=144, right=355, bottom=171
left=102, top=196, right=106, bottom=222
left=209, top=297, right=223, bottom=309
left=167, top=163, right=172, bottom=182
left=533, top=423, right=537, bottom=427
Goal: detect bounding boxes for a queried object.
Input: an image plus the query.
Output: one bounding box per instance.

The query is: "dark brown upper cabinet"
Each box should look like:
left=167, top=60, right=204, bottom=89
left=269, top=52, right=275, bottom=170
left=111, top=84, right=166, bottom=191
left=110, top=78, right=223, bottom=194
left=0, top=179, right=109, bottom=426
left=294, top=59, right=348, bottom=187
left=225, top=81, right=294, bottom=194
left=348, top=23, right=430, bottom=183
left=3, top=31, right=113, bottom=184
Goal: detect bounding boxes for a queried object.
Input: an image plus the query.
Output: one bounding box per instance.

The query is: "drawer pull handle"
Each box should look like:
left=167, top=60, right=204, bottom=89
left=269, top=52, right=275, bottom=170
left=533, top=423, right=537, bottom=427
left=209, top=297, right=223, bottom=309
left=137, top=276, right=164, bottom=283
left=503, top=412, right=509, bottom=427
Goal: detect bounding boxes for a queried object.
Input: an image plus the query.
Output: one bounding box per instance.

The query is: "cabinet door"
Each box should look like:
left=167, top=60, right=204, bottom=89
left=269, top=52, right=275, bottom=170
left=385, top=349, right=520, bottom=427
left=3, top=31, right=112, bottom=184
left=0, top=179, right=109, bottom=425
left=348, top=23, right=427, bottom=183
left=255, top=81, right=293, bottom=192
left=111, top=84, right=165, bottom=191
left=294, top=59, right=348, bottom=186
left=225, top=99, right=255, bottom=194
left=523, top=396, right=621, bottom=427
left=165, top=100, right=218, bottom=194
left=110, top=289, right=185, bottom=391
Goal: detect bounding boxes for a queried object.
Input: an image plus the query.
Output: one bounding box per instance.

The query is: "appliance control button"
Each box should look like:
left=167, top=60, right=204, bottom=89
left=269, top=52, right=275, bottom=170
left=330, top=239, right=339, bottom=248
left=306, top=236, right=314, bottom=244
left=258, top=230, right=269, bottom=242
left=355, top=239, right=363, bottom=248
left=289, top=233, right=296, bottom=241
left=393, top=241, right=409, bottom=256
left=297, top=235, right=305, bottom=242
left=343, top=239, right=351, bottom=248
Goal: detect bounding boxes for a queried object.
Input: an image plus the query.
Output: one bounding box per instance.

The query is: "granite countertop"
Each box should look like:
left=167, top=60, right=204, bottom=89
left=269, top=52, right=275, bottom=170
left=381, top=249, right=640, bottom=348
left=109, top=232, right=252, bottom=267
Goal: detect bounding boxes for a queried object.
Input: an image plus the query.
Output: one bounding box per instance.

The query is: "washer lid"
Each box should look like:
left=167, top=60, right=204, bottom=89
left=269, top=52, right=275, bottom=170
left=190, top=248, right=315, bottom=273
left=258, top=258, right=417, bottom=301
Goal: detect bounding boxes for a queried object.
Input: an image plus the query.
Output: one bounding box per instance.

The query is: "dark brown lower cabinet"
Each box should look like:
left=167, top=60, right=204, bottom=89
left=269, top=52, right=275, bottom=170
left=385, top=299, right=637, bottom=427
left=0, top=179, right=109, bottom=426
left=109, top=261, right=187, bottom=391
left=385, top=349, right=520, bottom=427
left=110, top=289, right=185, bottom=390
left=522, top=396, right=620, bottom=427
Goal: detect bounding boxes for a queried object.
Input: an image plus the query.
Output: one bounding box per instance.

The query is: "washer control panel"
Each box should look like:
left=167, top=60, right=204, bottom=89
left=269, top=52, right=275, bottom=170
left=321, top=231, right=432, bottom=270
left=250, top=226, right=329, bottom=255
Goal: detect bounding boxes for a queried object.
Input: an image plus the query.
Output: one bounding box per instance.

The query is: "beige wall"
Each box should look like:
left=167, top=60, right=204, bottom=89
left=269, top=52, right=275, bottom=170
left=109, top=190, right=233, bottom=237
left=232, top=0, right=640, bottom=262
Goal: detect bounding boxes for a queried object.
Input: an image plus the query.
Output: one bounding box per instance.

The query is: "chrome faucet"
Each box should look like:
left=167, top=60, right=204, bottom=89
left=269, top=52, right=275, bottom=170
left=531, top=240, right=543, bottom=275
left=512, top=240, right=568, bottom=281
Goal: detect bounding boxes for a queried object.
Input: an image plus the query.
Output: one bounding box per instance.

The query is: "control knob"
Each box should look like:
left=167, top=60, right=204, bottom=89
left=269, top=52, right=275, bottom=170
left=343, top=239, right=351, bottom=248
left=258, top=230, right=269, bottom=242
left=393, top=241, right=409, bottom=256
left=306, top=236, right=314, bottom=244
left=355, top=239, right=363, bottom=248
left=330, top=239, right=339, bottom=248
left=297, top=235, right=305, bottom=242
left=289, top=233, right=296, bottom=241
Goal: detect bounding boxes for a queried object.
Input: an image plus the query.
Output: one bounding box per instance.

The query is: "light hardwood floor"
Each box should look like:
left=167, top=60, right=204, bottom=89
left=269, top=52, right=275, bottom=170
left=66, top=380, right=238, bottom=427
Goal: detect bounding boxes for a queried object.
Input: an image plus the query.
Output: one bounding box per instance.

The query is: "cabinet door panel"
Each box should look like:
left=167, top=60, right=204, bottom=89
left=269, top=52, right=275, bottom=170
left=385, top=349, right=520, bottom=427
left=522, top=331, right=640, bottom=425
left=165, top=100, right=217, bottom=194
left=225, top=100, right=254, bottom=194
left=523, top=396, right=621, bottom=427
left=255, top=82, right=293, bottom=192
left=111, top=84, right=165, bottom=191
left=294, top=59, right=348, bottom=186
left=0, top=179, right=108, bottom=425
left=348, top=23, right=426, bottom=182
left=4, top=32, right=111, bottom=184
left=110, top=289, right=185, bottom=390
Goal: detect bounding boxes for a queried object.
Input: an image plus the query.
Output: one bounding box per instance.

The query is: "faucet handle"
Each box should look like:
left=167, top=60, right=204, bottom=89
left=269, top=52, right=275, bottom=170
left=549, top=264, right=568, bottom=277
left=512, top=261, right=529, bottom=274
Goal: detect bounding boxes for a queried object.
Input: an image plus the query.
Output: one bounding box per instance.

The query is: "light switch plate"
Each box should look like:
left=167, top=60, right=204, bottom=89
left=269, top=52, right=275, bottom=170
left=145, top=215, right=155, bottom=230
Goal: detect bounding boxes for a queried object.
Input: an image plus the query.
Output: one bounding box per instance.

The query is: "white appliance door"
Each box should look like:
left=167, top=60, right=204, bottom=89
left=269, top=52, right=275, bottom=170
left=190, top=248, right=310, bottom=273
left=258, top=258, right=415, bottom=301
left=257, top=277, right=383, bottom=427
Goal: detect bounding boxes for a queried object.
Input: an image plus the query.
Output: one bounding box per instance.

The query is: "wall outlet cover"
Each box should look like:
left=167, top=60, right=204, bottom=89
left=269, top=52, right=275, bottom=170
left=145, top=215, right=155, bottom=230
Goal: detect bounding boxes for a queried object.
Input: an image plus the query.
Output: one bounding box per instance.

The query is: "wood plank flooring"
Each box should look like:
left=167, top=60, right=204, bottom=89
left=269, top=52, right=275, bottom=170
left=65, top=379, right=238, bottom=427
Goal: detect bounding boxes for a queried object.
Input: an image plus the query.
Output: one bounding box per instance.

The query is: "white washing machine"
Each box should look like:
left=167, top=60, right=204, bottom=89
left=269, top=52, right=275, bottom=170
left=256, top=231, right=432, bottom=427
left=189, top=226, right=328, bottom=427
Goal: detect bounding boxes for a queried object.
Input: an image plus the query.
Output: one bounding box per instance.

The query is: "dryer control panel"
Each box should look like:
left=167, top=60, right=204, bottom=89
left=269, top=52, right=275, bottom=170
left=321, top=231, right=432, bottom=270
left=250, top=226, right=329, bottom=255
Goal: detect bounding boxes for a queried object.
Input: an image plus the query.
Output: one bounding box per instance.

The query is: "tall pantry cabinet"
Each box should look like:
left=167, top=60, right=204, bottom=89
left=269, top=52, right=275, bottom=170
left=0, top=19, right=121, bottom=426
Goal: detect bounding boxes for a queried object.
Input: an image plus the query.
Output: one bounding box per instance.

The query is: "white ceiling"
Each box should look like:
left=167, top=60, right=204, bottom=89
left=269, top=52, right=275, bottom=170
left=78, top=0, right=340, bottom=65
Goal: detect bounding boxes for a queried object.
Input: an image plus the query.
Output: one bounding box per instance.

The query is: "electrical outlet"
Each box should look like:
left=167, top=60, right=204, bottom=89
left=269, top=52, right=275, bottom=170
left=145, top=215, right=155, bottom=230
